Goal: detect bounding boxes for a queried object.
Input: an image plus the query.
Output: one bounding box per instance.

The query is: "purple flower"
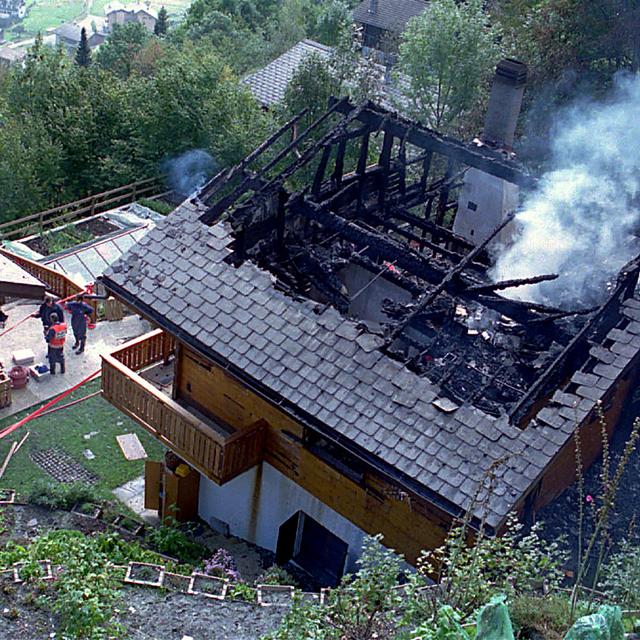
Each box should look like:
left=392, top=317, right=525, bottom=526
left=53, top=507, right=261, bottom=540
left=586, top=495, right=594, bottom=503
left=203, top=548, right=240, bottom=581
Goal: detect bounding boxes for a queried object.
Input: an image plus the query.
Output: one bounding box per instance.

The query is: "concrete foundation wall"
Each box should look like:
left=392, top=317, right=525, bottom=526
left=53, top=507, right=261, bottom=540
left=198, top=462, right=368, bottom=573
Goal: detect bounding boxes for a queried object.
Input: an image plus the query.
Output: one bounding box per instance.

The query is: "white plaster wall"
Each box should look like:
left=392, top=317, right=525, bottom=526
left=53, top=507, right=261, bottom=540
left=198, top=462, right=367, bottom=573
left=453, top=168, right=519, bottom=246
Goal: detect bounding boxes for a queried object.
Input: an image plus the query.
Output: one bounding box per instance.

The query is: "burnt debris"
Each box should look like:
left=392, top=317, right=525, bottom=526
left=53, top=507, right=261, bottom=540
left=196, top=99, right=640, bottom=423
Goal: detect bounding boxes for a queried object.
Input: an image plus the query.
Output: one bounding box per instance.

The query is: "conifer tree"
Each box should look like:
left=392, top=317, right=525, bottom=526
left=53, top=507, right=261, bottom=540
left=154, top=7, right=168, bottom=36
left=75, top=27, right=92, bottom=67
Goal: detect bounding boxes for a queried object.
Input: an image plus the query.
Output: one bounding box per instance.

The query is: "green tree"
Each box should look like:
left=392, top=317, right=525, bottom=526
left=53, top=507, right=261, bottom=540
left=154, top=6, right=168, bottom=35
left=396, top=0, right=502, bottom=133
left=75, top=26, right=92, bottom=67
left=96, top=22, right=150, bottom=78
left=313, top=0, right=350, bottom=46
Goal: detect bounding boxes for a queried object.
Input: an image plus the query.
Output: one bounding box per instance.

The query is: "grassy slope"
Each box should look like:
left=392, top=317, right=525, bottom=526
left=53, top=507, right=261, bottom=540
left=0, top=379, right=164, bottom=498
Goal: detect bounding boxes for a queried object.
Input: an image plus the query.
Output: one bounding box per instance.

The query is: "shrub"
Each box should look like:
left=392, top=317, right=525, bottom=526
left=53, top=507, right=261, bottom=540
left=599, top=538, right=640, bottom=610
left=137, top=198, right=175, bottom=215
left=509, top=594, right=572, bottom=640
left=26, top=480, right=99, bottom=511
left=228, top=582, right=258, bottom=603
left=420, top=513, right=566, bottom=615
left=146, top=519, right=207, bottom=564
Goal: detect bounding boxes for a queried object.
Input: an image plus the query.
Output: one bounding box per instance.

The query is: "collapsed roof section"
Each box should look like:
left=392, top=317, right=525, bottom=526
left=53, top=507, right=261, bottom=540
left=198, top=99, right=640, bottom=423
left=103, top=99, right=640, bottom=530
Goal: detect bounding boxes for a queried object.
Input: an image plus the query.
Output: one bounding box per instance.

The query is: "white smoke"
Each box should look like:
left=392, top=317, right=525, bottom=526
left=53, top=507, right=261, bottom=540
left=164, top=149, right=217, bottom=197
left=491, top=73, right=640, bottom=309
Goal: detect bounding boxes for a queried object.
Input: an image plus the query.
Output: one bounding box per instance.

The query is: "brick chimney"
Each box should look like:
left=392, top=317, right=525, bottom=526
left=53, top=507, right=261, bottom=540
left=482, top=59, right=527, bottom=150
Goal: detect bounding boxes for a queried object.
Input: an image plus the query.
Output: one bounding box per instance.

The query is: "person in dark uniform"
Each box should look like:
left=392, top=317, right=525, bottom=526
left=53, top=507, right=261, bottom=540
left=32, top=295, right=65, bottom=337
left=66, top=294, right=93, bottom=354
left=45, top=313, right=67, bottom=374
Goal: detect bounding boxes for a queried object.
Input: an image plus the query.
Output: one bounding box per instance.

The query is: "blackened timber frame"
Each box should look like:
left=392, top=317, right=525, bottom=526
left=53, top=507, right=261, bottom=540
left=331, top=99, right=536, bottom=189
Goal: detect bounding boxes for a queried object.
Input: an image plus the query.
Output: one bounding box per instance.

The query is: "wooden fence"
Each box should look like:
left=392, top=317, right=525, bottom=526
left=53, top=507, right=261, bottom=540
left=0, top=176, right=170, bottom=241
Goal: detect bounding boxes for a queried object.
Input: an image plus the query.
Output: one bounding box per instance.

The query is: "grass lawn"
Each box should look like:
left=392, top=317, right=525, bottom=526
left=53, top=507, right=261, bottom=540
left=21, top=0, right=85, bottom=34
left=0, top=379, right=165, bottom=499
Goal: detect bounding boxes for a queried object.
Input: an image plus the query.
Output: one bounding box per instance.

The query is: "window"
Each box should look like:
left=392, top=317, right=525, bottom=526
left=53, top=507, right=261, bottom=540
left=467, top=201, right=478, bottom=211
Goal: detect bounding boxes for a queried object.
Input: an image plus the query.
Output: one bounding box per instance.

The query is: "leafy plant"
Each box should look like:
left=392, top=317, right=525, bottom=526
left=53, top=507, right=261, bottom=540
left=258, top=564, right=296, bottom=587
left=420, top=513, right=566, bottom=615
left=228, top=582, right=258, bottom=603
left=137, top=198, right=175, bottom=215
left=146, top=518, right=207, bottom=564
left=598, top=538, right=640, bottom=610
left=265, top=535, right=410, bottom=640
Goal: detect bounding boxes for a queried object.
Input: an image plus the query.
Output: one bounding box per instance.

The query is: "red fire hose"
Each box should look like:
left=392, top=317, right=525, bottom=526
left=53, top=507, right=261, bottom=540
left=0, top=369, right=101, bottom=440
left=0, top=286, right=94, bottom=340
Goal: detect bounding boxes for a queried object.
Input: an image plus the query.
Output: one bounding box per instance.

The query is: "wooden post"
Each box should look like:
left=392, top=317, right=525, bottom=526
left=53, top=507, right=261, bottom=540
left=312, top=146, right=332, bottom=198
left=332, top=139, right=347, bottom=190
left=377, top=131, right=394, bottom=212
left=435, top=159, right=455, bottom=226
left=356, top=130, right=370, bottom=214
left=276, top=188, right=288, bottom=258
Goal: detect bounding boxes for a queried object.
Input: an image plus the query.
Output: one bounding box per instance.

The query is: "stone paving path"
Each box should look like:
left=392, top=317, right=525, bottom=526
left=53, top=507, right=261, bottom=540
left=0, top=299, right=151, bottom=419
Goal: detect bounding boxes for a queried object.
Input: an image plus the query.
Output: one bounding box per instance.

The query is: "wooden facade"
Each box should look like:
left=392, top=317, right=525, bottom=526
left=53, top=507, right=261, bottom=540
left=101, top=328, right=455, bottom=563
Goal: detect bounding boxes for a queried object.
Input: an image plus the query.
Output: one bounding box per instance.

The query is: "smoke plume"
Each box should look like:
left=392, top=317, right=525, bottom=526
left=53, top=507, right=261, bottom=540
left=165, top=150, right=217, bottom=197
left=491, top=74, right=640, bottom=309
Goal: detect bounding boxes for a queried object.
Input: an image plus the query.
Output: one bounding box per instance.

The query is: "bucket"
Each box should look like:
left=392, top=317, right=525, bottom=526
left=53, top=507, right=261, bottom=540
left=8, top=365, right=29, bottom=389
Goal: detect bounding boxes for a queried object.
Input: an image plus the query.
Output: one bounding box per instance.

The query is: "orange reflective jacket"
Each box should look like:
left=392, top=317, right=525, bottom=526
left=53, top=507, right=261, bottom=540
left=49, top=322, right=67, bottom=348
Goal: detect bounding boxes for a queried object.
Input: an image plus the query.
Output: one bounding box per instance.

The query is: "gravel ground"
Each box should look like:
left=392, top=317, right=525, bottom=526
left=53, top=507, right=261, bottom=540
left=120, top=588, right=287, bottom=640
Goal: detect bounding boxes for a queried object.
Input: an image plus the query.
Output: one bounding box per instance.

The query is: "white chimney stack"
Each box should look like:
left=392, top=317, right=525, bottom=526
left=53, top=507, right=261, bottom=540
left=452, top=59, right=527, bottom=245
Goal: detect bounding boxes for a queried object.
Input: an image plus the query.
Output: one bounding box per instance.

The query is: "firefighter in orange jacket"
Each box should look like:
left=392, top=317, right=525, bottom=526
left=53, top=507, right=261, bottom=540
left=45, top=313, right=67, bottom=375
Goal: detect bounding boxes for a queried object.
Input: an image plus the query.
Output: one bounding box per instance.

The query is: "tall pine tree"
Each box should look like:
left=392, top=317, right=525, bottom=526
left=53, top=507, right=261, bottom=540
left=154, top=7, right=168, bottom=36
left=75, top=27, right=92, bottom=67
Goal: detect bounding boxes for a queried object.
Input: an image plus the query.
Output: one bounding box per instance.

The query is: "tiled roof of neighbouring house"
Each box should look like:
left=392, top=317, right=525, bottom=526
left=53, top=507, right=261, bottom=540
left=352, top=0, right=428, bottom=33
left=243, top=39, right=333, bottom=108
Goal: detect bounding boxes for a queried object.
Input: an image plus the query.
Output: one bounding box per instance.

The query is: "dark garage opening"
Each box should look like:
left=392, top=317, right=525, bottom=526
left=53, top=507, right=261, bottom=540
left=276, top=511, right=348, bottom=587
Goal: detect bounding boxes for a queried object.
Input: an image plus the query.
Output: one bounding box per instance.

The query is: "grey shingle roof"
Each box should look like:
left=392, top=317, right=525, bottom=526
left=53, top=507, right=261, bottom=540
left=353, top=0, right=428, bottom=33
left=243, top=39, right=332, bottom=108
left=102, top=199, right=640, bottom=529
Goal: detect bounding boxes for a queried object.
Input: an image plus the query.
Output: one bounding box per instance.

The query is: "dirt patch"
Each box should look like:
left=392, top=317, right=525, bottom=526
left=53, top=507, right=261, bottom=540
left=75, top=218, right=120, bottom=237
left=22, top=217, right=121, bottom=256
left=119, top=588, right=287, bottom=640
left=0, top=580, right=57, bottom=640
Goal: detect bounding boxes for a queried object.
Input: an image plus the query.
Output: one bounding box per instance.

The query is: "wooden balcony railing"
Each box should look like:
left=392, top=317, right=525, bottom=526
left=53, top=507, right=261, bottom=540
left=102, top=330, right=266, bottom=485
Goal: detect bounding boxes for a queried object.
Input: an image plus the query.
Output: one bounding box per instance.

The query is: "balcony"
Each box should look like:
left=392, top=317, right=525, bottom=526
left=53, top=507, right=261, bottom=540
left=101, top=329, right=266, bottom=484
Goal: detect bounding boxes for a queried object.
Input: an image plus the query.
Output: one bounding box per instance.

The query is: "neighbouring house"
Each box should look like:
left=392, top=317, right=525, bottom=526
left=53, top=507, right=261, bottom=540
left=243, top=39, right=333, bottom=109
left=353, top=0, right=427, bottom=53
left=98, top=66, right=640, bottom=587
left=105, top=2, right=157, bottom=33
left=243, top=38, right=403, bottom=112
left=0, top=44, right=25, bottom=66
left=0, top=0, right=25, bottom=28
left=54, top=23, right=107, bottom=54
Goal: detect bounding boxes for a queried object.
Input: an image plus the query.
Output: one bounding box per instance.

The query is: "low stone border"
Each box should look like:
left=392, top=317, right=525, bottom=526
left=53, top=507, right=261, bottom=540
left=124, top=562, right=165, bottom=587
left=13, top=559, right=53, bottom=584
left=188, top=572, right=228, bottom=600
left=257, top=584, right=295, bottom=606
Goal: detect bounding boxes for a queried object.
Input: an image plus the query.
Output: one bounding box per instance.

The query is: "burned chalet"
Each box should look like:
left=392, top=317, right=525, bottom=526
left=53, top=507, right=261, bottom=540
left=100, top=65, right=640, bottom=586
